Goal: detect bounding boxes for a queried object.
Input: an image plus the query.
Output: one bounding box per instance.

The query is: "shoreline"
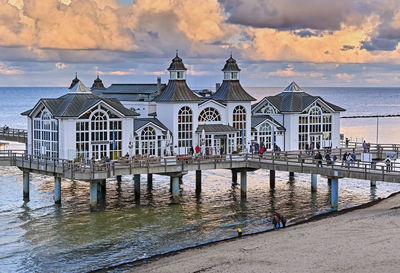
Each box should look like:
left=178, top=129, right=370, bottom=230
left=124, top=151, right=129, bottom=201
left=93, top=191, right=400, bottom=273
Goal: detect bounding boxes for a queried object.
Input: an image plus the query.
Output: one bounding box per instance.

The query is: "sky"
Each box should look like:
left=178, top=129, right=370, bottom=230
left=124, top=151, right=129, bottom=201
left=2, top=0, right=400, bottom=87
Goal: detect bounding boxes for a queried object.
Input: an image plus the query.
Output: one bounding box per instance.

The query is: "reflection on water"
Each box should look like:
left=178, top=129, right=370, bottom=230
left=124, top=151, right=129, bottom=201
left=1, top=166, right=400, bottom=272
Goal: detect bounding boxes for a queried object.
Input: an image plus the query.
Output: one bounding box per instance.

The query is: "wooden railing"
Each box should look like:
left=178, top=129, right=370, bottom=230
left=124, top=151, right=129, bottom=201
left=1, top=148, right=400, bottom=181
left=0, top=128, right=27, bottom=143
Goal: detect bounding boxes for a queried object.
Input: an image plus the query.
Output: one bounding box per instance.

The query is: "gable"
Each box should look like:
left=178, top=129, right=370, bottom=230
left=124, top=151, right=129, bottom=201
left=252, top=97, right=279, bottom=114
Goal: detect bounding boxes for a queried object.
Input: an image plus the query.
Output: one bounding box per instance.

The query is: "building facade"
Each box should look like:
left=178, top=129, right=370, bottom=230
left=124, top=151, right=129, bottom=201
left=22, top=54, right=345, bottom=160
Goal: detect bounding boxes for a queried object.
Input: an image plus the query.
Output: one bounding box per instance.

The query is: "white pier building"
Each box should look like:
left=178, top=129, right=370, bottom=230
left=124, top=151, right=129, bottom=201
left=22, top=53, right=345, bottom=160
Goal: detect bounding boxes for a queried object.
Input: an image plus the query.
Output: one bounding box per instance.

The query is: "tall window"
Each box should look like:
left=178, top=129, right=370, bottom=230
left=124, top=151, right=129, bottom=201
left=198, top=107, right=221, bottom=122
left=75, top=105, right=122, bottom=160
left=298, top=104, right=332, bottom=150
left=178, top=106, right=193, bottom=150
left=141, top=126, right=156, bottom=155
left=258, top=123, right=272, bottom=150
left=233, top=105, right=246, bottom=148
left=33, top=109, right=58, bottom=158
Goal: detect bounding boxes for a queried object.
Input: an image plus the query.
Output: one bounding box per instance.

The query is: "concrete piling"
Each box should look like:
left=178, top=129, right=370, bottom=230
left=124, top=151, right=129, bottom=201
left=232, top=170, right=237, bottom=184
left=116, top=175, right=122, bottom=183
left=134, top=174, right=140, bottom=199
left=147, top=174, right=153, bottom=190
left=90, top=181, right=99, bottom=211
left=240, top=171, right=247, bottom=198
left=54, top=176, right=61, bottom=204
left=196, top=170, right=202, bottom=194
left=331, top=177, right=339, bottom=209
left=23, top=170, right=30, bottom=202
left=269, top=170, right=276, bottom=189
left=171, top=176, right=180, bottom=202
left=289, top=171, right=295, bottom=182
left=311, top=174, right=318, bottom=192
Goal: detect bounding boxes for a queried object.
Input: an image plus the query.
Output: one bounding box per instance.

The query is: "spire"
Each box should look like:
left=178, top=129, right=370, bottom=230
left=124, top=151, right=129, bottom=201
left=69, top=72, right=80, bottom=89
left=222, top=54, right=241, bottom=72
left=283, top=81, right=302, bottom=92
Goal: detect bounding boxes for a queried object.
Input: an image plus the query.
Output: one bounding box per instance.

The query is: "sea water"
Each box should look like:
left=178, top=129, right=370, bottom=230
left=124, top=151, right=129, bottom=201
left=1, top=87, right=400, bottom=272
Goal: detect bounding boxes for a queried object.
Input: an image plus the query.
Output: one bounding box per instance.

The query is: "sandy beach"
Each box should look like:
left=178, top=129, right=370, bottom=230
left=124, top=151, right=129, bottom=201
left=125, top=193, right=400, bottom=273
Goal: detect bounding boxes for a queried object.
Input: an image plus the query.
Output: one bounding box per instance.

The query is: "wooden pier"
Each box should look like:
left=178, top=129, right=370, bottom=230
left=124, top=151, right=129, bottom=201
left=0, top=128, right=27, bottom=144
left=1, top=142, right=400, bottom=211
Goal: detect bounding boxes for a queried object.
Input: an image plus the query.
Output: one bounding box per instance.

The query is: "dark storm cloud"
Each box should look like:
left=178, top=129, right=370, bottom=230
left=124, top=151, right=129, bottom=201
left=219, top=0, right=368, bottom=30
left=292, top=30, right=323, bottom=38
left=341, top=45, right=355, bottom=51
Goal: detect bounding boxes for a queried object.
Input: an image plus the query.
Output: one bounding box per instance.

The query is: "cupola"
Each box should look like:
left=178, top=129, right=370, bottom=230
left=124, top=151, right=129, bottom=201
left=167, top=50, right=187, bottom=80
left=91, top=74, right=105, bottom=90
left=69, top=72, right=80, bottom=89
left=222, top=53, right=241, bottom=80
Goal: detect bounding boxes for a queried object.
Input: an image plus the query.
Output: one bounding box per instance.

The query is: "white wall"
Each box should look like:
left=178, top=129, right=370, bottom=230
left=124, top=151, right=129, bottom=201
left=122, top=118, right=134, bottom=156
left=26, top=117, right=32, bottom=155
left=332, top=112, right=341, bottom=148
left=59, top=119, right=76, bottom=160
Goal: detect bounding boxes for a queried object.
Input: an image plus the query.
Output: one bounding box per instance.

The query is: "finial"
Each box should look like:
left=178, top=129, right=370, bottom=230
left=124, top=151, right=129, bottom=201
left=176, top=49, right=178, bottom=57
left=230, top=51, right=232, bottom=58
left=75, top=72, right=78, bottom=79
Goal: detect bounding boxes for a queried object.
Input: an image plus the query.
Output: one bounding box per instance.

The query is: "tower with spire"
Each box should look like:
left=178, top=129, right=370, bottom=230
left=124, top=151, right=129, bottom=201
left=69, top=72, right=80, bottom=89
left=91, top=74, right=106, bottom=91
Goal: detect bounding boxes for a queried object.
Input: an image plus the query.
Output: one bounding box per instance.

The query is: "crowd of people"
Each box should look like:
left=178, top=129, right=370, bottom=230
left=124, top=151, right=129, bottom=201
left=1, top=124, right=9, bottom=133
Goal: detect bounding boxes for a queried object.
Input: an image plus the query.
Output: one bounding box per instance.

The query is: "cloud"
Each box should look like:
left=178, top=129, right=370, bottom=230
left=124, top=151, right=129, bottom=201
left=0, top=62, right=24, bottom=75
left=335, top=73, right=354, bottom=81
left=55, top=62, right=67, bottom=70
left=99, top=68, right=135, bottom=75
left=220, top=0, right=367, bottom=30
left=268, top=64, right=323, bottom=78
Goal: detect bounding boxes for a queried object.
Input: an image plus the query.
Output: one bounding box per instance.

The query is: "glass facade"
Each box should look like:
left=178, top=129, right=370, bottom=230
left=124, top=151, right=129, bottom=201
left=233, top=105, right=246, bottom=148
left=33, top=109, right=59, bottom=158
left=178, top=106, right=193, bottom=150
left=198, top=107, right=221, bottom=122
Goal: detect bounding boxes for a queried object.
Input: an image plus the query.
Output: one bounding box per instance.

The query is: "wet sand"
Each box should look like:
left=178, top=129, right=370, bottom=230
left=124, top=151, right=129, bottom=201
left=125, top=193, right=400, bottom=273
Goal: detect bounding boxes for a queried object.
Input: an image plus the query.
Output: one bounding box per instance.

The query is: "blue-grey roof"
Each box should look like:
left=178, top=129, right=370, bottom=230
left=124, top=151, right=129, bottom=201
left=134, top=118, right=168, bottom=132
left=167, top=53, right=187, bottom=71
left=222, top=55, right=241, bottom=72
left=153, top=80, right=201, bottom=102
left=212, top=80, right=256, bottom=102
left=196, top=124, right=239, bottom=133
left=23, top=93, right=139, bottom=118
left=251, top=115, right=285, bottom=131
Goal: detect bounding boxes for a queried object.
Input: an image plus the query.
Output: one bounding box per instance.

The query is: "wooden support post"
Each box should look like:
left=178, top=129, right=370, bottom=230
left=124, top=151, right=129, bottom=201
left=116, top=175, right=122, bottom=183
left=196, top=170, right=202, bottom=194
left=23, top=170, right=30, bottom=202
left=98, top=179, right=106, bottom=206
left=311, top=174, right=317, bottom=192
left=170, top=176, right=173, bottom=193
left=147, top=174, right=153, bottom=190
left=232, top=170, right=237, bottom=184
left=134, top=174, right=140, bottom=200
left=54, top=176, right=61, bottom=204
left=331, top=177, right=339, bottom=209
left=179, top=176, right=183, bottom=185
left=171, top=176, right=180, bottom=202
left=269, top=170, right=275, bottom=189
left=240, top=171, right=247, bottom=198
left=327, top=178, right=332, bottom=186
left=289, top=171, right=295, bottom=182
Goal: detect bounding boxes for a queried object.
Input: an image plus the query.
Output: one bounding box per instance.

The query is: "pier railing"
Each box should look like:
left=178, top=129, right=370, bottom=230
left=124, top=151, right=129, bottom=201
left=0, top=128, right=27, bottom=143
left=1, top=148, right=400, bottom=183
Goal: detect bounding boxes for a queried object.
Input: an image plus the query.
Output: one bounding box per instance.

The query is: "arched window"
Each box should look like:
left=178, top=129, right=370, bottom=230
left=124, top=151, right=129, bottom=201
left=198, top=107, right=221, bottom=122
left=261, top=105, right=276, bottom=114
left=178, top=106, right=193, bottom=149
left=91, top=111, right=108, bottom=141
left=309, top=106, right=322, bottom=134
left=258, top=123, right=272, bottom=150
left=233, top=105, right=246, bottom=147
left=141, top=126, right=156, bottom=155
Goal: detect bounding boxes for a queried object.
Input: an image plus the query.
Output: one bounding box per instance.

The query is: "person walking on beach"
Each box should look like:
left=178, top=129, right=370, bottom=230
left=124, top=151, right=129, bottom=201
left=276, top=213, right=286, bottom=228
left=272, top=214, right=280, bottom=230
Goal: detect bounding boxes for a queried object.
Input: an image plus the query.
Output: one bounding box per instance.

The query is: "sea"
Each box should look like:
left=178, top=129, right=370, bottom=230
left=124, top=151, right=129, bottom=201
left=1, top=87, right=400, bottom=272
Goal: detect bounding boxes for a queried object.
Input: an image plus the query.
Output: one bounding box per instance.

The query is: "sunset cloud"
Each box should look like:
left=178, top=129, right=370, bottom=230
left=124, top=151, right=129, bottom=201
left=0, top=62, right=24, bottom=75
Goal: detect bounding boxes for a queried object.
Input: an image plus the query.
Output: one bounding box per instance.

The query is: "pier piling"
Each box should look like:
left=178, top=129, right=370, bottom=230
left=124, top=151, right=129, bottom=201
left=330, top=177, right=339, bottom=209
left=116, top=175, right=122, bottom=183
left=147, top=174, right=153, bottom=190
left=240, top=171, right=247, bottom=198
left=196, top=170, right=202, bottom=194
left=371, top=162, right=376, bottom=187
left=171, top=176, right=180, bottom=202
left=269, top=170, right=275, bottom=189
left=54, top=176, right=61, bottom=204
left=134, top=174, right=140, bottom=199
left=23, top=170, right=29, bottom=202
left=89, top=181, right=100, bottom=211
left=232, top=170, right=237, bottom=184
left=311, top=174, right=318, bottom=192
left=289, top=172, right=295, bottom=182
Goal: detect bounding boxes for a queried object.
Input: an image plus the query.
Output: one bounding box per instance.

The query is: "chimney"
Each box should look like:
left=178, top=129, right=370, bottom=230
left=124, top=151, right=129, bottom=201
left=216, top=83, right=221, bottom=91
left=157, top=77, right=162, bottom=93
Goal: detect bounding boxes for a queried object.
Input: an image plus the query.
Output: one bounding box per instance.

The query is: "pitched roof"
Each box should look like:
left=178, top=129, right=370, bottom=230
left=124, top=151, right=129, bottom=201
left=69, top=74, right=80, bottom=89
left=153, top=80, right=201, bottom=102
left=134, top=118, right=168, bottom=132
left=222, top=55, right=241, bottom=72
left=167, top=52, right=187, bottom=71
left=23, top=92, right=139, bottom=118
left=264, top=82, right=345, bottom=112
left=251, top=115, right=285, bottom=131
left=212, top=80, right=256, bottom=102
left=101, top=84, right=165, bottom=94
left=69, top=80, right=90, bottom=93
left=195, top=124, right=239, bottom=133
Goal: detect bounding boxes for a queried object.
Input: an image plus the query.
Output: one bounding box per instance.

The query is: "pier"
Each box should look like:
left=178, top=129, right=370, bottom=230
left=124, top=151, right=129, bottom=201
left=1, top=142, right=400, bottom=211
left=0, top=128, right=27, bottom=144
